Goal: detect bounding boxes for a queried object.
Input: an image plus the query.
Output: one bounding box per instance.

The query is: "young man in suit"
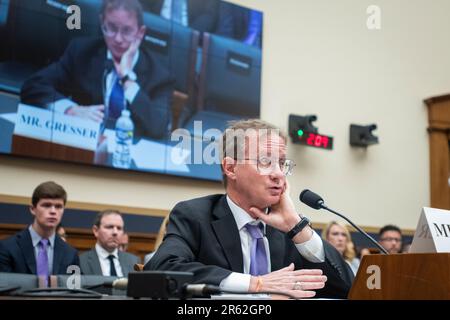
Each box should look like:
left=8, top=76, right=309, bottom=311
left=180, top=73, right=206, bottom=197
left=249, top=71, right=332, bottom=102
left=20, top=0, right=174, bottom=139
left=0, top=181, right=79, bottom=284
left=79, top=210, right=139, bottom=277
left=147, top=119, right=354, bottom=299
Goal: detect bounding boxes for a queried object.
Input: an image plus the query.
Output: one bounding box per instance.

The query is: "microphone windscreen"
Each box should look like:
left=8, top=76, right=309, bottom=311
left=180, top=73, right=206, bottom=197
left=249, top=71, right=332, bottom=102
left=299, top=189, right=324, bottom=209
left=112, top=278, right=128, bottom=290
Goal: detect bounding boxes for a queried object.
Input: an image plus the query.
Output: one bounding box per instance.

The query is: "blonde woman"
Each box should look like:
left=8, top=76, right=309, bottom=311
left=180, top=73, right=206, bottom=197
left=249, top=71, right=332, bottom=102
left=322, top=221, right=360, bottom=275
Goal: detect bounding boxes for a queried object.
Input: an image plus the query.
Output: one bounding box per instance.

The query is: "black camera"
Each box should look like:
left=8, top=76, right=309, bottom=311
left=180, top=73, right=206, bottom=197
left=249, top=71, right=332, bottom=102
left=350, top=124, right=379, bottom=147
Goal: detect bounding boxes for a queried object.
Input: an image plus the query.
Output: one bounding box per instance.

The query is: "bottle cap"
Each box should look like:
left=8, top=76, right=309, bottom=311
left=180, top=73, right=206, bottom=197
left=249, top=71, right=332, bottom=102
left=121, top=109, right=130, bottom=117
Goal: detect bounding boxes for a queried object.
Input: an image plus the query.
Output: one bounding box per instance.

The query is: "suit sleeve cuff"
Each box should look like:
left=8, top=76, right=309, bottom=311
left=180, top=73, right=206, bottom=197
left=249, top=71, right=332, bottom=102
left=219, top=272, right=251, bottom=292
left=295, top=230, right=325, bottom=263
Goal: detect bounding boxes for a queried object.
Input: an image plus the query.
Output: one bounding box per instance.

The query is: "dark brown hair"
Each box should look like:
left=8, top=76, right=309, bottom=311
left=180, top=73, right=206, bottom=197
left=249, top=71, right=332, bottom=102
left=94, top=209, right=123, bottom=228
left=101, top=0, right=144, bottom=27
left=31, top=181, right=67, bottom=207
left=220, top=119, right=287, bottom=187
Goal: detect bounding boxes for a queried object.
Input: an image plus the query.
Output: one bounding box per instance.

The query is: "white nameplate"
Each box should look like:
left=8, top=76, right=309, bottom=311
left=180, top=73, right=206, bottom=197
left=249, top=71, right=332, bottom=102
left=410, top=207, right=450, bottom=253
left=13, top=104, right=100, bottom=151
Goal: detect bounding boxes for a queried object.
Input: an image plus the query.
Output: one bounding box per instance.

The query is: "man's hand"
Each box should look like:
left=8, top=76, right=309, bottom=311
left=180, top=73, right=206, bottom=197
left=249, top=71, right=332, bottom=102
left=115, top=38, right=142, bottom=78
left=248, top=181, right=300, bottom=233
left=65, top=105, right=105, bottom=122
left=249, top=263, right=326, bottom=299
left=249, top=181, right=315, bottom=244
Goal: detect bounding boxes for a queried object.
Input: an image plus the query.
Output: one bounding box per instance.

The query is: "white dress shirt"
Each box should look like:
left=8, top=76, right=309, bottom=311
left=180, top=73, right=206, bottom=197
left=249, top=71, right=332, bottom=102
left=95, top=243, right=124, bottom=277
left=219, top=195, right=325, bottom=292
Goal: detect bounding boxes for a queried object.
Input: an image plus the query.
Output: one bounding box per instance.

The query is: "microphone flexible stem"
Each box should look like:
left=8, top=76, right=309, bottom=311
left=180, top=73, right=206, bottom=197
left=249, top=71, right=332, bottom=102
left=321, top=205, right=388, bottom=254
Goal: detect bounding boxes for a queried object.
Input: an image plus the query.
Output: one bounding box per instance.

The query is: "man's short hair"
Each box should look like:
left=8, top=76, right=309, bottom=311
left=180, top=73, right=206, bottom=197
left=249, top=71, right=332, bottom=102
left=220, top=119, right=287, bottom=186
left=94, top=209, right=123, bottom=228
left=31, top=181, right=67, bottom=207
left=379, top=224, right=402, bottom=237
left=101, top=0, right=144, bottom=27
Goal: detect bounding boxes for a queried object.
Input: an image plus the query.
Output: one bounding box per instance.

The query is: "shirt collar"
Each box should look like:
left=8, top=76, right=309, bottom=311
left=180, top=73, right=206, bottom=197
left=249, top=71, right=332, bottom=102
left=226, top=195, right=266, bottom=234
left=106, top=50, right=140, bottom=72
left=95, top=242, right=118, bottom=259
left=28, top=225, right=55, bottom=248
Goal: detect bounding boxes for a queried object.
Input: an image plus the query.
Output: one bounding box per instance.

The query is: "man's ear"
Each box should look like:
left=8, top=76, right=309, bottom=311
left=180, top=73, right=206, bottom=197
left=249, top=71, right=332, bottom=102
left=29, top=205, right=36, bottom=217
left=222, top=157, right=237, bottom=181
left=137, top=25, right=146, bottom=41
left=92, top=225, right=99, bottom=238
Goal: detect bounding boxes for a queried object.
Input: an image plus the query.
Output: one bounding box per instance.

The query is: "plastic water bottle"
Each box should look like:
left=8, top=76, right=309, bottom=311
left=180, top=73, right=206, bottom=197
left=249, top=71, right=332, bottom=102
left=112, top=109, right=134, bottom=169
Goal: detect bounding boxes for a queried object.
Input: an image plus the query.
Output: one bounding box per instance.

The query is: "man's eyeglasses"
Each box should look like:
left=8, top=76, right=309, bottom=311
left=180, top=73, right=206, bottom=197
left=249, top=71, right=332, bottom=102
left=239, top=157, right=296, bottom=176
left=101, top=23, right=138, bottom=42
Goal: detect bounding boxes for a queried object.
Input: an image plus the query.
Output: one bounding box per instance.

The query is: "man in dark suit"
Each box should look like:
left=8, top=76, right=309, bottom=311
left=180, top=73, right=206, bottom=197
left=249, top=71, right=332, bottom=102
left=20, top=0, right=174, bottom=139
left=147, top=119, right=354, bottom=299
left=79, top=210, right=139, bottom=277
left=0, top=181, right=79, bottom=284
left=144, top=0, right=218, bottom=33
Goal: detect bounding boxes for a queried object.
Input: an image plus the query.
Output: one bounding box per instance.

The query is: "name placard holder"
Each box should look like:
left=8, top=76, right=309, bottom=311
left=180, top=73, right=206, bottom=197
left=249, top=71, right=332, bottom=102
left=11, top=104, right=105, bottom=164
left=410, top=207, right=450, bottom=253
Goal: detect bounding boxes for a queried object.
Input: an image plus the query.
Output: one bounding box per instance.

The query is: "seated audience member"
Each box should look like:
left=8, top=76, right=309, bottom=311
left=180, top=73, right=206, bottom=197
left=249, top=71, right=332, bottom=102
left=20, top=0, right=174, bottom=139
left=79, top=210, right=140, bottom=277
left=0, top=181, right=79, bottom=284
left=147, top=119, right=353, bottom=299
left=321, top=221, right=360, bottom=275
left=379, top=224, right=403, bottom=254
left=56, top=224, right=67, bottom=242
left=118, top=232, right=129, bottom=252
left=143, top=214, right=169, bottom=264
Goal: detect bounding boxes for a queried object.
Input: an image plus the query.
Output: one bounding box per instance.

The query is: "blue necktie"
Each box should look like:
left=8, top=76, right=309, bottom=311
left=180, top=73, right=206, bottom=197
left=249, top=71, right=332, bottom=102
left=246, top=223, right=268, bottom=276
left=109, top=73, right=125, bottom=121
left=36, top=239, right=49, bottom=286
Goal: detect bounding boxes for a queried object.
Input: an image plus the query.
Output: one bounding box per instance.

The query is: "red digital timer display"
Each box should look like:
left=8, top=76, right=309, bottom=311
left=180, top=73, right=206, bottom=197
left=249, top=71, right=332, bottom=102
left=295, top=132, right=333, bottom=150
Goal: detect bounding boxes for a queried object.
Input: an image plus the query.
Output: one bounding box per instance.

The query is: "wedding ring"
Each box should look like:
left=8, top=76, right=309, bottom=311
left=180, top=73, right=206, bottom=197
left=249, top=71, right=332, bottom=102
left=293, top=281, right=302, bottom=290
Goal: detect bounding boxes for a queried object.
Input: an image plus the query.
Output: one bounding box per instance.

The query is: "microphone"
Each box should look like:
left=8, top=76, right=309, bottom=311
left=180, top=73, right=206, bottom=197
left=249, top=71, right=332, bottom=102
left=115, top=277, right=299, bottom=299
left=111, top=278, right=128, bottom=290
left=183, top=284, right=221, bottom=296
left=108, top=278, right=221, bottom=297
left=299, top=189, right=388, bottom=254
left=108, top=279, right=222, bottom=295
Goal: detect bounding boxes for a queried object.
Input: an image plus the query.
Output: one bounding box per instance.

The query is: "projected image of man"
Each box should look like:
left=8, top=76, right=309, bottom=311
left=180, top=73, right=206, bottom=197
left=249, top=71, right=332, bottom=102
left=20, top=0, right=174, bottom=139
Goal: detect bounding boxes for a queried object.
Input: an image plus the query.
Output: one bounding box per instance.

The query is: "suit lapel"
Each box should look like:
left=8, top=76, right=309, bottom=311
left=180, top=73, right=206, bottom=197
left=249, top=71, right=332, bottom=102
left=88, top=250, right=103, bottom=275
left=211, top=196, right=244, bottom=273
left=86, top=45, right=107, bottom=104
left=52, top=236, right=64, bottom=274
left=266, top=225, right=286, bottom=272
left=118, top=251, right=129, bottom=276
left=17, top=229, right=37, bottom=274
